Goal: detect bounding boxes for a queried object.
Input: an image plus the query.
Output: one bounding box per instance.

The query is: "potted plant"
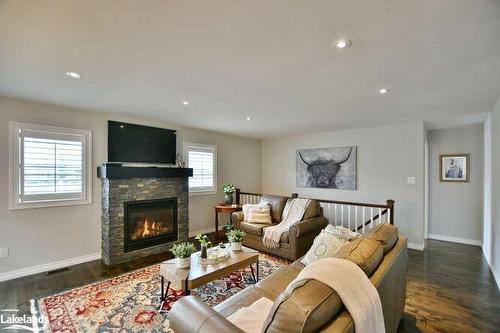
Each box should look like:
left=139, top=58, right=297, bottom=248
left=226, top=229, right=246, bottom=251
left=170, top=242, right=196, bottom=269
left=195, top=234, right=212, bottom=259
left=223, top=184, right=236, bottom=204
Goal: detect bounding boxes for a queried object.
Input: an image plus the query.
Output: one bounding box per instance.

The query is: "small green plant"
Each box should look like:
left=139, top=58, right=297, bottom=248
left=170, top=241, right=196, bottom=258
left=226, top=229, right=246, bottom=243
left=195, top=234, right=212, bottom=247
left=223, top=184, right=236, bottom=194
left=223, top=223, right=234, bottom=232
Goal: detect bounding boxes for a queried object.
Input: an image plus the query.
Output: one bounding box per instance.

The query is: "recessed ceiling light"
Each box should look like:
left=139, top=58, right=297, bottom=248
left=332, top=39, right=352, bottom=49
left=246, top=116, right=251, bottom=121
left=378, top=88, right=389, bottom=94
left=182, top=100, right=189, bottom=105
left=65, top=72, right=82, bottom=79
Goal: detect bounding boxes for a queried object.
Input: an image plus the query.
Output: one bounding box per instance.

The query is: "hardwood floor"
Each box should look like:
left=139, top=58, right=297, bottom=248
left=399, top=240, right=500, bottom=332
left=1, top=239, right=499, bottom=332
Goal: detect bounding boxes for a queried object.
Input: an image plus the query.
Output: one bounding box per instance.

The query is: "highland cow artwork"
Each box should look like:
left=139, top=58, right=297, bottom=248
left=296, top=146, right=357, bottom=190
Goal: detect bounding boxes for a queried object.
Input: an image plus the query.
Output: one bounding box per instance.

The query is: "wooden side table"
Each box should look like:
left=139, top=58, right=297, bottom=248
left=214, top=204, right=242, bottom=234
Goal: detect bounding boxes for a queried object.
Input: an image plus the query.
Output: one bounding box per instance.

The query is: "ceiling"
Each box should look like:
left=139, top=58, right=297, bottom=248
left=1, top=0, right=500, bottom=139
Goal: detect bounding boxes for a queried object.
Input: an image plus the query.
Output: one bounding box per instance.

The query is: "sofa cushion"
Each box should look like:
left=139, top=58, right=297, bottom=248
left=260, top=195, right=287, bottom=223
left=335, top=237, right=383, bottom=276
left=365, top=223, right=399, bottom=254
left=302, top=200, right=320, bottom=220
left=239, top=222, right=266, bottom=236
left=262, top=279, right=342, bottom=333
left=301, top=229, right=349, bottom=266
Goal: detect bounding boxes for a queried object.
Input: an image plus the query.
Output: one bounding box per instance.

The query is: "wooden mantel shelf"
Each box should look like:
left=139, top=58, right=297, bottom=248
left=97, top=165, right=193, bottom=179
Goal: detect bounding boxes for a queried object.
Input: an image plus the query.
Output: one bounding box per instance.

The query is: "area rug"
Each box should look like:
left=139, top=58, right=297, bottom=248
left=33, top=253, right=289, bottom=333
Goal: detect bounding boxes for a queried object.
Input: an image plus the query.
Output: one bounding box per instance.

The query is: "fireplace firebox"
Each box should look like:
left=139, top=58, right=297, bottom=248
left=124, top=198, right=178, bottom=252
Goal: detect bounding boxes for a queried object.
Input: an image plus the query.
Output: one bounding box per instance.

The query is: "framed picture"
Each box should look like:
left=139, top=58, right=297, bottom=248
left=439, top=154, right=469, bottom=182
left=296, top=146, right=357, bottom=190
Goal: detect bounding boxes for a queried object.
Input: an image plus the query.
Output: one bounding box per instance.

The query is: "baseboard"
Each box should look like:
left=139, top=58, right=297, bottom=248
left=0, top=252, right=101, bottom=282
left=407, top=242, right=425, bottom=251
left=428, top=234, right=482, bottom=246
left=189, top=227, right=215, bottom=238
left=482, top=247, right=500, bottom=291
left=492, top=268, right=500, bottom=291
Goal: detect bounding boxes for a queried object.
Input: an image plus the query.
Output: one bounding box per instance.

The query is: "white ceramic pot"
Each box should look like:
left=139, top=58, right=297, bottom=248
left=176, top=257, right=191, bottom=269
left=231, top=242, right=242, bottom=251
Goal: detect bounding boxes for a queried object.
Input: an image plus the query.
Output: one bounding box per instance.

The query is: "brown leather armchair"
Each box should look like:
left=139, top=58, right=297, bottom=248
left=231, top=195, right=328, bottom=261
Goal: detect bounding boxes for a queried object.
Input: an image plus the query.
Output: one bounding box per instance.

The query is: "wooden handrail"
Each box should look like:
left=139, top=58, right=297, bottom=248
left=235, top=188, right=394, bottom=226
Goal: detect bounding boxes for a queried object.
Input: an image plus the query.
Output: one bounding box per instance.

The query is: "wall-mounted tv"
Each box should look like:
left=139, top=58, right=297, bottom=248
left=108, top=121, right=177, bottom=164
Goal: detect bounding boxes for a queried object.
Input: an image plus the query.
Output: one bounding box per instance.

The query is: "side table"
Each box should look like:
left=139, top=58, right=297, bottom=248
left=214, top=204, right=242, bottom=234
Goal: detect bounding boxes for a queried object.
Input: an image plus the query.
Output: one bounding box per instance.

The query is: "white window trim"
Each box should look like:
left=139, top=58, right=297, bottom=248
left=183, top=142, right=217, bottom=196
left=9, top=122, right=93, bottom=210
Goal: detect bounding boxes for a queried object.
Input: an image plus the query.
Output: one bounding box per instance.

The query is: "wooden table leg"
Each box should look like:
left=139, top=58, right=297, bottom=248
left=215, top=209, right=219, bottom=234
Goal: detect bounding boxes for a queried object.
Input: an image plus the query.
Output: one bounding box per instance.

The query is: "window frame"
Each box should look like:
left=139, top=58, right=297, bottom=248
left=183, top=142, right=217, bottom=196
left=9, top=122, right=93, bottom=210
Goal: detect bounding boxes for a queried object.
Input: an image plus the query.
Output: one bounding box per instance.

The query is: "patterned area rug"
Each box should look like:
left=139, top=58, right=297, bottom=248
left=34, top=253, right=289, bottom=332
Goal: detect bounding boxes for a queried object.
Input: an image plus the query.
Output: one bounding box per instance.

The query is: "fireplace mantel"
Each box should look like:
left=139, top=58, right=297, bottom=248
left=97, top=165, right=193, bottom=179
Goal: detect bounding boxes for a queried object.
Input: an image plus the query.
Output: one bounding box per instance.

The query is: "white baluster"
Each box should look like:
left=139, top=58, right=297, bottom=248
left=334, top=204, right=338, bottom=226
left=341, top=205, right=344, bottom=227
left=362, top=207, right=366, bottom=234
left=371, top=208, right=374, bottom=228
left=378, top=208, right=382, bottom=227
left=388, top=209, right=391, bottom=225
left=355, top=206, right=358, bottom=231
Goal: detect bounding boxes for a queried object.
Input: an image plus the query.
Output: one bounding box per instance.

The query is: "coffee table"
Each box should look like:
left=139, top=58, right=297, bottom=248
left=159, top=244, right=259, bottom=309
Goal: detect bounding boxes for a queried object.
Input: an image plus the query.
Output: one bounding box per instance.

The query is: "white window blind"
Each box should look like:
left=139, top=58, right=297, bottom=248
left=10, top=122, right=92, bottom=209
left=184, top=143, right=217, bottom=194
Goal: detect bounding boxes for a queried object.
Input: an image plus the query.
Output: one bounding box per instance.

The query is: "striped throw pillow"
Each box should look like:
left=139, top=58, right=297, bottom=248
left=243, top=203, right=272, bottom=224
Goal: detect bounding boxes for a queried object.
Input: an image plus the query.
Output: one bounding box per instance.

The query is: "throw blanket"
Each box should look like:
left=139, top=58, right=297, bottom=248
left=289, top=258, right=385, bottom=333
left=227, top=297, right=274, bottom=333
left=263, top=198, right=310, bottom=249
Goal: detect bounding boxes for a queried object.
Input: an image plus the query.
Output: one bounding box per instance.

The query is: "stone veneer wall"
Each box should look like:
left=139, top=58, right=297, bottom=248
left=101, top=177, right=189, bottom=265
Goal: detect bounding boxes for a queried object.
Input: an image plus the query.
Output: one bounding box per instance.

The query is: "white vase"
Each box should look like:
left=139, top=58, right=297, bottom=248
left=231, top=242, right=242, bottom=251
left=176, top=257, right=191, bottom=269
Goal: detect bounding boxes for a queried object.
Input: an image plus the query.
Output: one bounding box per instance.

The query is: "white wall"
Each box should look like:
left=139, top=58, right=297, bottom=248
left=427, top=125, right=484, bottom=244
left=262, top=122, right=426, bottom=247
left=487, top=98, right=500, bottom=286
left=0, top=96, right=261, bottom=275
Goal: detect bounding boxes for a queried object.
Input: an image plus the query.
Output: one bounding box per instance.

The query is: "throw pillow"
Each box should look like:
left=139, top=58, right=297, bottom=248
left=301, top=229, right=349, bottom=266
left=243, top=203, right=272, bottom=224
left=325, top=225, right=361, bottom=241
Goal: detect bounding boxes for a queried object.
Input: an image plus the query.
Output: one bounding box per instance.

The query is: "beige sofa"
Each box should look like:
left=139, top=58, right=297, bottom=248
left=170, top=225, right=408, bottom=333
left=231, top=195, right=328, bottom=261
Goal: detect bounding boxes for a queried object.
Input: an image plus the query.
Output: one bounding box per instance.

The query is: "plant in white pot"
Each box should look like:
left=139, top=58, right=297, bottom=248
left=170, top=242, right=196, bottom=269
left=226, top=229, right=246, bottom=251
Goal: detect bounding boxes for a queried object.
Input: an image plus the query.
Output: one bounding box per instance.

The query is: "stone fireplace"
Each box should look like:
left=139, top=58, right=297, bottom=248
left=98, top=166, right=192, bottom=265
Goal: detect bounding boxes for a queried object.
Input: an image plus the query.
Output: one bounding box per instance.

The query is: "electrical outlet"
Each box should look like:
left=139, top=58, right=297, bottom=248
left=0, top=247, right=9, bottom=258
left=407, top=176, right=416, bottom=185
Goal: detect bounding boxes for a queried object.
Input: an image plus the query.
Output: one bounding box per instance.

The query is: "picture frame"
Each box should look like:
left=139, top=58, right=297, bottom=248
left=439, top=154, right=469, bottom=183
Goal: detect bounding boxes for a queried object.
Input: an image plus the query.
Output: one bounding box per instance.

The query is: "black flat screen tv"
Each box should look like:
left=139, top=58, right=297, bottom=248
left=108, top=121, right=177, bottom=164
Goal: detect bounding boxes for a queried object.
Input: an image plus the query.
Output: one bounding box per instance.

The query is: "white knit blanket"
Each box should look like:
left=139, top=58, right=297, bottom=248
left=289, top=258, right=385, bottom=333
left=262, top=198, right=310, bottom=249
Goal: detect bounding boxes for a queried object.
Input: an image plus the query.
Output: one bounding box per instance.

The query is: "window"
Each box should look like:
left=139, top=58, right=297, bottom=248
left=183, top=142, right=217, bottom=194
left=9, top=122, right=92, bottom=209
